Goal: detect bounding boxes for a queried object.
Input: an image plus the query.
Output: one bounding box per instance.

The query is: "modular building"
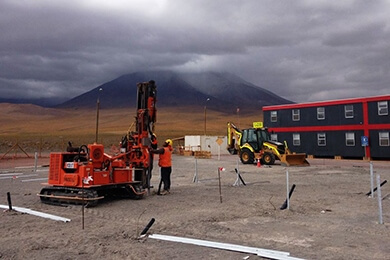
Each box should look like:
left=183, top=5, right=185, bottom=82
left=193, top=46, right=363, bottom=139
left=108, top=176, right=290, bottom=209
left=263, top=95, right=390, bottom=160
left=184, top=135, right=229, bottom=155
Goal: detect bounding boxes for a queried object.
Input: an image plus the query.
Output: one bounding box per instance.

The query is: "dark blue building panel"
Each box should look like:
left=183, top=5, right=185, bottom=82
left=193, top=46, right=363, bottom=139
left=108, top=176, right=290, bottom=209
left=263, top=95, right=390, bottom=160
left=368, top=100, right=389, bottom=124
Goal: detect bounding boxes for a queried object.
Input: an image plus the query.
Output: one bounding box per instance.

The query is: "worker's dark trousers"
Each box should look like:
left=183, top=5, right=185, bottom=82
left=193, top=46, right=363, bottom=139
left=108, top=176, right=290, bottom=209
left=161, top=166, right=172, bottom=191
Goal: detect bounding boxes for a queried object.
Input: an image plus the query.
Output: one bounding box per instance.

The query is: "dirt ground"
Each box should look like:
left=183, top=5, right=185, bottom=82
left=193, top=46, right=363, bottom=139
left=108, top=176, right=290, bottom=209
left=0, top=154, right=389, bottom=260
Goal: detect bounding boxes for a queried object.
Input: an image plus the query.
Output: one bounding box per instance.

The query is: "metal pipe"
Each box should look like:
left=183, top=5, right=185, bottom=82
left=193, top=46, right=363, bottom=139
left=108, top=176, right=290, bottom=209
left=7, top=192, right=12, bottom=210
left=376, top=174, right=383, bottom=224
left=235, top=168, right=246, bottom=186
left=193, top=158, right=198, bottom=183
left=140, top=218, right=155, bottom=235
left=366, top=180, right=387, bottom=196
left=34, top=152, right=38, bottom=172
left=280, top=184, right=296, bottom=210
left=369, top=161, right=374, bottom=198
left=286, top=170, right=290, bottom=209
left=218, top=168, right=222, bottom=203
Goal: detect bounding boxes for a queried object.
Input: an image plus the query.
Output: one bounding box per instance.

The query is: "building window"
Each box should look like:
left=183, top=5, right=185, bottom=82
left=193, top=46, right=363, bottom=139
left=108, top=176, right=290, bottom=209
left=293, top=133, right=300, bottom=146
left=271, top=111, right=277, bottom=122
left=345, top=132, right=355, bottom=146
left=317, top=107, right=325, bottom=120
left=379, top=132, right=389, bottom=146
left=378, top=101, right=388, bottom=116
left=292, top=109, right=300, bottom=121
left=345, top=105, right=354, bottom=118
left=270, top=134, right=278, bottom=142
left=317, top=133, right=326, bottom=146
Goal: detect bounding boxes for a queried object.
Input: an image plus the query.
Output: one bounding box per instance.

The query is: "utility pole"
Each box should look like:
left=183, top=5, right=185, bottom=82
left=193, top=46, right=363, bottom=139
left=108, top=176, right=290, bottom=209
left=204, top=98, right=210, bottom=135
left=95, top=88, right=103, bottom=143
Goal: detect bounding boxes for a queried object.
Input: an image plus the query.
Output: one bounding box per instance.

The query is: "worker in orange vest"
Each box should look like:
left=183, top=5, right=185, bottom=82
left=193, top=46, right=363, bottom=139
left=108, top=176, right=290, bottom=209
left=152, top=139, right=173, bottom=195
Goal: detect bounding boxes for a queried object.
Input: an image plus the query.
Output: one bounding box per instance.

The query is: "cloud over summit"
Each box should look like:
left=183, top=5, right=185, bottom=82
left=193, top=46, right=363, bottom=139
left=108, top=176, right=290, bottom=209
left=1, top=0, right=389, bottom=104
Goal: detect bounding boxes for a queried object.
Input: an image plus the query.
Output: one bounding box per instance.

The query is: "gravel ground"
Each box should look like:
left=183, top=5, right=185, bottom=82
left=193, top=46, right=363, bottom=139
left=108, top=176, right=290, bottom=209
left=1, top=154, right=389, bottom=260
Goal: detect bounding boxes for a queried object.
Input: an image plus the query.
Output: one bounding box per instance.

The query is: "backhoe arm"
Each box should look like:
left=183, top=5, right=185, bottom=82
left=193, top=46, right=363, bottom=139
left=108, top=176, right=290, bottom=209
left=227, top=122, right=242, bottom=155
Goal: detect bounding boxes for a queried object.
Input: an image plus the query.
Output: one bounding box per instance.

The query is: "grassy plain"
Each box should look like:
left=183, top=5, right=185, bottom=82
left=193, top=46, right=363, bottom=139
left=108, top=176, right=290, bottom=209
left=0, top=103, right=262, bottom=154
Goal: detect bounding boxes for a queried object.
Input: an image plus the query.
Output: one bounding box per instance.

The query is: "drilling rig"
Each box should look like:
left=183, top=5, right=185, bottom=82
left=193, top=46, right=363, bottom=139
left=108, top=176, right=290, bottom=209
left=39, top=80, right=157, bottom=207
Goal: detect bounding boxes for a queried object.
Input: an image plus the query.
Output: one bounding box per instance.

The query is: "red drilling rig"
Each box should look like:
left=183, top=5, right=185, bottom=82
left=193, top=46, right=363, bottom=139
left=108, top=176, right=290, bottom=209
left=39, top=81, right=157, bottom=207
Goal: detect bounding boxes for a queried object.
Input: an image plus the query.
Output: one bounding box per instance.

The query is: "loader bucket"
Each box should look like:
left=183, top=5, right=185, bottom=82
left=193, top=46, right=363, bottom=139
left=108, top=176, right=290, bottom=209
left=280, top=153, right=310, bottom=167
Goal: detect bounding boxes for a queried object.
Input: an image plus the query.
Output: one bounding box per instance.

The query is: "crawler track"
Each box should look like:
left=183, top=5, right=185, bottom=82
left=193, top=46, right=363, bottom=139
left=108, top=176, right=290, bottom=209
left=39, top=187, right=101, bottom=207
left=38, top=183, right=146, bottom=207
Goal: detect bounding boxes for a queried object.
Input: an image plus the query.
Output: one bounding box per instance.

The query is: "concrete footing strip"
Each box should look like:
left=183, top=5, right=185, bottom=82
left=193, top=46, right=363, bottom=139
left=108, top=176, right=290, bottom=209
left=149, top=234, right=305, bottom=260
left=0, top=205, right=71, bottom=222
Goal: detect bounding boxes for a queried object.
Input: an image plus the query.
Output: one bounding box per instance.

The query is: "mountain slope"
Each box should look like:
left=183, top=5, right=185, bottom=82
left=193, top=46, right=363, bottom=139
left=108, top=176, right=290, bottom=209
left=58, top=71, right=292, bottom=113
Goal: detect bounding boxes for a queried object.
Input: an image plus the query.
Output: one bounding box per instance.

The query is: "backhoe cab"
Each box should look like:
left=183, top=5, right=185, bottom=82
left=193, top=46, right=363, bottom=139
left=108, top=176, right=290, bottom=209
left=227, top=122, right=309, bottom=167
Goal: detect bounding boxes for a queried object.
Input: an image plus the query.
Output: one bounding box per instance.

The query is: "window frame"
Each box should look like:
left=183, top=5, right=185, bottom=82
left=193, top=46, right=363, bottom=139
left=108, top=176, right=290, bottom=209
left=270, top=111, right=277, bottom=122
left=292, top=109, right=300, bottom=121
left=345, top=132, right=355, bottom=146
left=292, top=133, right=301, bottom=146
left=379, top=132, right=389, bottom=146
left=317, top=107, right=325, bottom=120
left=317, top=133, right=326, bottom=146
left=344, top=105, right=354, bottom=119
left=270, top=133, right=278, bottom=142
left=378, top=101, right=388, bottom=116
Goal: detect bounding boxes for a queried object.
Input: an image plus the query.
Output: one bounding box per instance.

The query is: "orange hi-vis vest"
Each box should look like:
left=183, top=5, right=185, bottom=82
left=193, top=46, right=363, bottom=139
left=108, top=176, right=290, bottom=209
left=159, top=147, right=172, bottom=167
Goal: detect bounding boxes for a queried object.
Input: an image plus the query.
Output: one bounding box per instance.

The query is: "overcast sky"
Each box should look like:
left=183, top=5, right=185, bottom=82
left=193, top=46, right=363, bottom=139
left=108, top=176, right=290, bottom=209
left=1, top=0, right=390, bottom=104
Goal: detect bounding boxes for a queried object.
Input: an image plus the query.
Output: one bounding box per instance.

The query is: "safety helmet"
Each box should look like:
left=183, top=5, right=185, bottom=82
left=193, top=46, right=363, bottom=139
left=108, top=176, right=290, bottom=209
left=165, top=139, right=173, bottom=146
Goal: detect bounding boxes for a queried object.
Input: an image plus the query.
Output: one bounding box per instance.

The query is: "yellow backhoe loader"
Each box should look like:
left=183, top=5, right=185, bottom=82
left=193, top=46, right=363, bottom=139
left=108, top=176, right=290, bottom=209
left=227, top=122, right=309, bottom=166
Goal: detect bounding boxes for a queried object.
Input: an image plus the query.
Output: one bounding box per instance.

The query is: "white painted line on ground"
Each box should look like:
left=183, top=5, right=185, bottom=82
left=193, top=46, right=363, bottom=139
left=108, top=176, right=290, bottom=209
left=0, top=173, right=24, bottom=177
left=0, top=174, right=39, bottom=180
left=0, top=205, right=71, bottom=222
left=14, top=165, right=49, bottom=169
left=19, top=174, right=38, bottom=178
left=22, top=178, right=48, bottom=182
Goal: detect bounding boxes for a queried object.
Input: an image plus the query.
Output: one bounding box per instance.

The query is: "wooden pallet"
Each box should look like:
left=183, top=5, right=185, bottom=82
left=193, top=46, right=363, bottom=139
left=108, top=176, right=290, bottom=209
left=183, top=150, right=194, bottom=156
left=307, top=154, right=372, bottom=161
left=194, top=151, right=211, bottom=159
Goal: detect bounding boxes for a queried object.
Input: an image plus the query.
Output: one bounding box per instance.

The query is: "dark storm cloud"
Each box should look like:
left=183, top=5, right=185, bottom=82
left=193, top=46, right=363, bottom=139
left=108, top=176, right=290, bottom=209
left=0, top=0, right=389, bottom=103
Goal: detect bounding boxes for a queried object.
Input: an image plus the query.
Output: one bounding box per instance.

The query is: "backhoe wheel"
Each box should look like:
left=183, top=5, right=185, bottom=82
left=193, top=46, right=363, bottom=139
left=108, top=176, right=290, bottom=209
left=262, top=152, right=276, bottom=165
left=240, top=148, right=254, bottom=164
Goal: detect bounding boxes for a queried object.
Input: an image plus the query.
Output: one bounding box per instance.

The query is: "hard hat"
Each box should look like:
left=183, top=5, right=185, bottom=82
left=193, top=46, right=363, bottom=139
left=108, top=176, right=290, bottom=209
left=165, top=139, right=173, bottom=146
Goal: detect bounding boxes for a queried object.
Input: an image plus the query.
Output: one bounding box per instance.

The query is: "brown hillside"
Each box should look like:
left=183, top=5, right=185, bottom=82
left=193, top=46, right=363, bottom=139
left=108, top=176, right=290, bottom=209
left=0, top=104, right=262, bottom=154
